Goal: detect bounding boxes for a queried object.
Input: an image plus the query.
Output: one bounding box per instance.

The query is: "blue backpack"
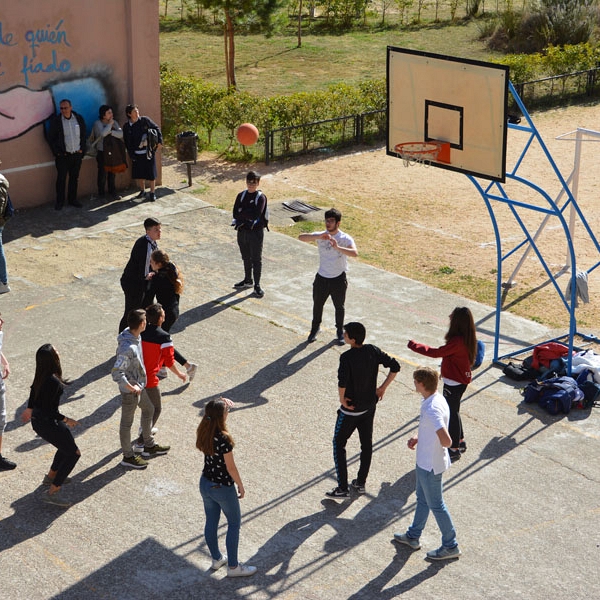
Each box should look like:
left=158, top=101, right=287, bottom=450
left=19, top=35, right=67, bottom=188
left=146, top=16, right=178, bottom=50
left=522, top=376, right=582, bottom=415
left=473, top=340, right=485, bottom=369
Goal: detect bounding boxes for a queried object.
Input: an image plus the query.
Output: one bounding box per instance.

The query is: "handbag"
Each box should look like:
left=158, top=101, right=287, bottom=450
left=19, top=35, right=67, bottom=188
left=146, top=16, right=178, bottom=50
left=103, top=135, right=128, bottom=173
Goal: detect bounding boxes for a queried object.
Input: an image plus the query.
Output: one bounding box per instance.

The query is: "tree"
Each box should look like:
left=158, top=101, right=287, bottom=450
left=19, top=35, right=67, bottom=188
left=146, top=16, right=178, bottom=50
left=200, top=0, right=280, bottom=90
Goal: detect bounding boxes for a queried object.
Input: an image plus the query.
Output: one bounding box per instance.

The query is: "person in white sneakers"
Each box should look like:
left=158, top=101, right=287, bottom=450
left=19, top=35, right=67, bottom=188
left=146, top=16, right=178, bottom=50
left=196, top=397, right=257, bottom=578
left=393, top=367, right=461, bottom=561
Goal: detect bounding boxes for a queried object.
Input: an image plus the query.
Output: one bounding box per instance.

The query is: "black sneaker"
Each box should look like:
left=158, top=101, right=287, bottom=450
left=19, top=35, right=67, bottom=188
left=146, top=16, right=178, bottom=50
left=135, top=190, right=146, bottom=199
left=351, top=479, right=366, bottom=494
left=458, top=441, right=467, bottom=454
left=307, top=328, right=320, bottom=343
left=448, top=448, right=461, bottom=463
left=234, top=279, right=253, bottom=289
left=254, top=285, right=265, bottom=298
left=325, top=486, right=349, bottom=498
left=336, top=330, right=345, bottom=346
left=0, top=455, right=16, bottom=471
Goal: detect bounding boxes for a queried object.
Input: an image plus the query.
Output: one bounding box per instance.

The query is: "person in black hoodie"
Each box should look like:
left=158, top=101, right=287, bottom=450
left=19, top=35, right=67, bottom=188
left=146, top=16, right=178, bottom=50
left=326, top=322, right=400, bottom=498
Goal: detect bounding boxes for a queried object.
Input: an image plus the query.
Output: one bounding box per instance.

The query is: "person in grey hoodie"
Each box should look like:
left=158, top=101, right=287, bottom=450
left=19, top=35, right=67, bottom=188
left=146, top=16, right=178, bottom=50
left=112, top=308, right=170, bottom=469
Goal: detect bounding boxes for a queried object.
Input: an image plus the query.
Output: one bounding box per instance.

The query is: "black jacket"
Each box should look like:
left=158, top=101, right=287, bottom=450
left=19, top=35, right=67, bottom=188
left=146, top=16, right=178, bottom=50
left=47, top=111, right=86, bottom=156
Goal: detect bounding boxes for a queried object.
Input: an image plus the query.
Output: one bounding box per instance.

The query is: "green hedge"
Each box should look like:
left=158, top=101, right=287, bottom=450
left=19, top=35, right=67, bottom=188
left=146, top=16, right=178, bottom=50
left=493, top=42, right=600, bottom=84
left=160, top=63, right=386, bottom=155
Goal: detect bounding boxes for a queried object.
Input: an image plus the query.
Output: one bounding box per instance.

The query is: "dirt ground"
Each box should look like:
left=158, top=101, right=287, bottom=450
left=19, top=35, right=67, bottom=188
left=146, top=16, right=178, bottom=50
left=6, top=101, right=600, bottom=330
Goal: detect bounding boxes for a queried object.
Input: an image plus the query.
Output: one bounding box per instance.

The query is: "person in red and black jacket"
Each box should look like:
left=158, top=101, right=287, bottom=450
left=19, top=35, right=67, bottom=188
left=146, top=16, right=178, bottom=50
left=131, top=303, right=188, bottom=452
left=408, top=306, right=478, bottom=463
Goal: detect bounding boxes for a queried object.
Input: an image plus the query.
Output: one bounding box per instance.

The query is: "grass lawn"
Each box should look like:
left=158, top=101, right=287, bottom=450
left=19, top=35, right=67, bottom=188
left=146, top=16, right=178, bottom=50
left=160, top=20, right=503, bottom=96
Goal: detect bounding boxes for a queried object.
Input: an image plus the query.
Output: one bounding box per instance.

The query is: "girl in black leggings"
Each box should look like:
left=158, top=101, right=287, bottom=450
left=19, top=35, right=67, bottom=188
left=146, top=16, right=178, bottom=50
left=22, top=344, right=80, bottom=508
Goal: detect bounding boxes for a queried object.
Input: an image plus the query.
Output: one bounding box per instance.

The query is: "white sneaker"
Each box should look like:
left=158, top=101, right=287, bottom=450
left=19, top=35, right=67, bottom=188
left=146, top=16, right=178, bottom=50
left=186, top=363, right=198, bottom=382
left=0, top=282, right=10, bottom=294
left=227, top=563, right=257, bottom=578
left=132, top=440, right=145, bottom=454
left=157, top=367, right=168, bottom=379
left=211, top=554, right=227, bottom=570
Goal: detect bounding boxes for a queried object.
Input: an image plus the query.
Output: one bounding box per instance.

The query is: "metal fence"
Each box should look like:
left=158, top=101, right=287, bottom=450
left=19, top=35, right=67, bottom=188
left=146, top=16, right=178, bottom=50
left=264, top=109, right=386, bottom=165
left=513, top=66, right=600, bottom=111
left=259, top=68, right=600, bottom=164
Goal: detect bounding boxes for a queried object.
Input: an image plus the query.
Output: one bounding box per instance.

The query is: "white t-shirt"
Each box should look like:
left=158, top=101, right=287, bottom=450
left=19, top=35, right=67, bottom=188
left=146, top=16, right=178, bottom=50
left=416, top=391, right=450, bottom=475
left=316, top=230, right=355, bottom=278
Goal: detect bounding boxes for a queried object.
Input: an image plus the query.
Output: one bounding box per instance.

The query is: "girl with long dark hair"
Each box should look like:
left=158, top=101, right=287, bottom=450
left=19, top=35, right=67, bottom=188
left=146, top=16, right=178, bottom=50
left=408, top=306, right=477, bottom=463
left=21, top=344, right=80, bottom=507
left=196, top=398, right=256, bottom=578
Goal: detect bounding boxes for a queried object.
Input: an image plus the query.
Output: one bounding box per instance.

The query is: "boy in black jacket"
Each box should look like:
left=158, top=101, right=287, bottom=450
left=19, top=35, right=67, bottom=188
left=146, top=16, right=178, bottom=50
left=326, top=322, right=400, bottom=498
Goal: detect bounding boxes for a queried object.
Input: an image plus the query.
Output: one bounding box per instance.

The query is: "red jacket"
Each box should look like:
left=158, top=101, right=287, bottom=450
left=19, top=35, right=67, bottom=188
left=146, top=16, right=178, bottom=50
left=408, top=336, right=472, bottom=385
left=531, top=342, right=571, bottom=370
left=141, top=324, right=176, bottom=388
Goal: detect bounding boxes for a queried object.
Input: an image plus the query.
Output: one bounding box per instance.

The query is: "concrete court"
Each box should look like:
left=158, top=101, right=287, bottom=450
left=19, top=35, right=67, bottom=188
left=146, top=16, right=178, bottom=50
left=0, top=188, right=599, bottom=600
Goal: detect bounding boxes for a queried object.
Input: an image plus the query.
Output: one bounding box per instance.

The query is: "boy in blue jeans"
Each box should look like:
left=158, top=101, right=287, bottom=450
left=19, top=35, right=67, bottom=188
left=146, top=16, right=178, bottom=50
left=394, top=367, right=461, bottom=560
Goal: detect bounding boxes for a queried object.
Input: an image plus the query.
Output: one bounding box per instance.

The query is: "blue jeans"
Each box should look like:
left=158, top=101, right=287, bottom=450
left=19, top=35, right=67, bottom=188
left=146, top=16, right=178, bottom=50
left=200, top=475, right=241, bottom=567
left=407, top=465, right=458, bottom=549
left=0, top=226, right=7, bottom=284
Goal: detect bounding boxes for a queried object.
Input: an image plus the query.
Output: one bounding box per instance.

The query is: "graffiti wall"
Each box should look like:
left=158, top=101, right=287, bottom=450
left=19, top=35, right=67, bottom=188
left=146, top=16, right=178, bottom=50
left=0, top=0, right=160, bottom=208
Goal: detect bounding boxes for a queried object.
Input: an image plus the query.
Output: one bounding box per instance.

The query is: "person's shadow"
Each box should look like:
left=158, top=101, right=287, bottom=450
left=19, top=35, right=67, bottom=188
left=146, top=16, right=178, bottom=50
left=0, top=449, right=124, bottom=554
left=193, top=340, right=336, bottom=411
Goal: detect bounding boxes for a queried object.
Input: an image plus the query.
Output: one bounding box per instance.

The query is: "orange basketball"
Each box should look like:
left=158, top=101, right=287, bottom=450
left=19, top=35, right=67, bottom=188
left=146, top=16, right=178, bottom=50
left=236, top=123, right=259, bottom=146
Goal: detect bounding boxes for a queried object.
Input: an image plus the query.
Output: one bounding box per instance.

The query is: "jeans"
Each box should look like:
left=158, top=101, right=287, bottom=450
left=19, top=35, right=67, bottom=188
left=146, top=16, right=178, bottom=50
left=443, top=383, right=467, bottom=448
left=237, top=227, right=264, bottom=285
left=119, top=391, right=155, bottom=457
left=31, top=416, right=80, bottom=487
left=332, top=407, right=375, bottom=490
left=407, top=465, right=458, bottom=549
left=200, top=475, right=241, bottom=567
left=0, top=226, right=7, bottom=284
left=312, top=272, right=347, bottom=333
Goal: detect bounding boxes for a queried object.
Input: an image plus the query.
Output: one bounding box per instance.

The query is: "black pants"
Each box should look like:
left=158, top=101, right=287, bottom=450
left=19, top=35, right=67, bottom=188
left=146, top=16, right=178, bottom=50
left=443, top=383, right=467, bottom=448
left=312, top=272, right=347, bottom=333
left=55, top=153, right=83, bottom=207
left=332, top=407, right=375, bottom=490
left=96, top=151, right=116, bottom=196
left=161, top=310, right=187, bottom=366
left=237, top=227, right=264, bottom=285
left=119, top=279, right=147, bottom=333
left=32, top=417, right=80, bottom=487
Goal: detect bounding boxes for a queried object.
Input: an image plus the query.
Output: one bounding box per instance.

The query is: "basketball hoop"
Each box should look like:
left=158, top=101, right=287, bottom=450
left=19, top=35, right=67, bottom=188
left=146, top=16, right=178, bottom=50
left=394, top=141, right=450, bottom=167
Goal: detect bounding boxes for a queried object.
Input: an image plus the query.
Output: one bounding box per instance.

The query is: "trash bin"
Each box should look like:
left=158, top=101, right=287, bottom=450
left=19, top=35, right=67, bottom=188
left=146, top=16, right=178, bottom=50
left=176, top=131, right=198, bottom=163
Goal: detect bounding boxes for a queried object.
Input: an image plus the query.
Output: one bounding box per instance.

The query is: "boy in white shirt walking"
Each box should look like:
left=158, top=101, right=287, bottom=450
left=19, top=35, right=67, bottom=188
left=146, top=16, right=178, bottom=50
left=394, top=367, right=461, bottom=560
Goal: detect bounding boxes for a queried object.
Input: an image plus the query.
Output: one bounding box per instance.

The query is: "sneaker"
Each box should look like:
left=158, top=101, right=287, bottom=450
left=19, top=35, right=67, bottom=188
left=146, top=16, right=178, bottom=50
left=157, top=367, right=168, bottom=379
left=135, top=189, right=146, bottom=199
left=120, top=454, right=148, bottom=469
left=307, top=328, right=320, bottom=343
left=325, top=486, right=349, bottom=498
left=336, top=330, right=345, bottom=346
left=146, top=192, right=156, bottom=202
left=254, top=285, right=265, bottom=298
left=448, top=449, right=461, bottom=463
left=0, top=455, right=16, bottom=470
left=211, top=554, right=228, bottom=571
left=142, top=443, right=170, bottom=457
left=351, top=479, right=366, bottom=494
left=234, top=279, right=253, bottom=289
left=42, top=490, right=72, bottom=508
left=42, top=475, right=72, bottom=486
left=227, top=564, right=257, bottom=578
left=186, top=363, right=198, bottom=382
left=393, top=532, right=421, bottom=550
left=0, top=282, right=10, bottom=295
left=132, top=440, right=145, bottom=454
left=426, top=545, right=461, bottom=560
left=137, top=426, right=159, bottom=436
left=458, top=441, right=467, bottom=454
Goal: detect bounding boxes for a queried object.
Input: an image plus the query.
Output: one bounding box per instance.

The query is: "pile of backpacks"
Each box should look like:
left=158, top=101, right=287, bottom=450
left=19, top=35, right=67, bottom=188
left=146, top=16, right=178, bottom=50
left=502, top=342, right=600, bottom=415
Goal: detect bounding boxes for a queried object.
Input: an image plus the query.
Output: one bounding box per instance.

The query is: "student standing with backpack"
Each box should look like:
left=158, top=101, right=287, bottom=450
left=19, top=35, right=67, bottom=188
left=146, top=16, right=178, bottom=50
left=408, top=306, right=478, bottom=463
left=232, top=171, right=268, bottom=298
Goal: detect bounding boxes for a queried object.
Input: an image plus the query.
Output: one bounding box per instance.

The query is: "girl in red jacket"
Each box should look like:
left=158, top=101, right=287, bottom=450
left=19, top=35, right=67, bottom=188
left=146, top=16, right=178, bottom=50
left=408, top=306, right=477, bottom=463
